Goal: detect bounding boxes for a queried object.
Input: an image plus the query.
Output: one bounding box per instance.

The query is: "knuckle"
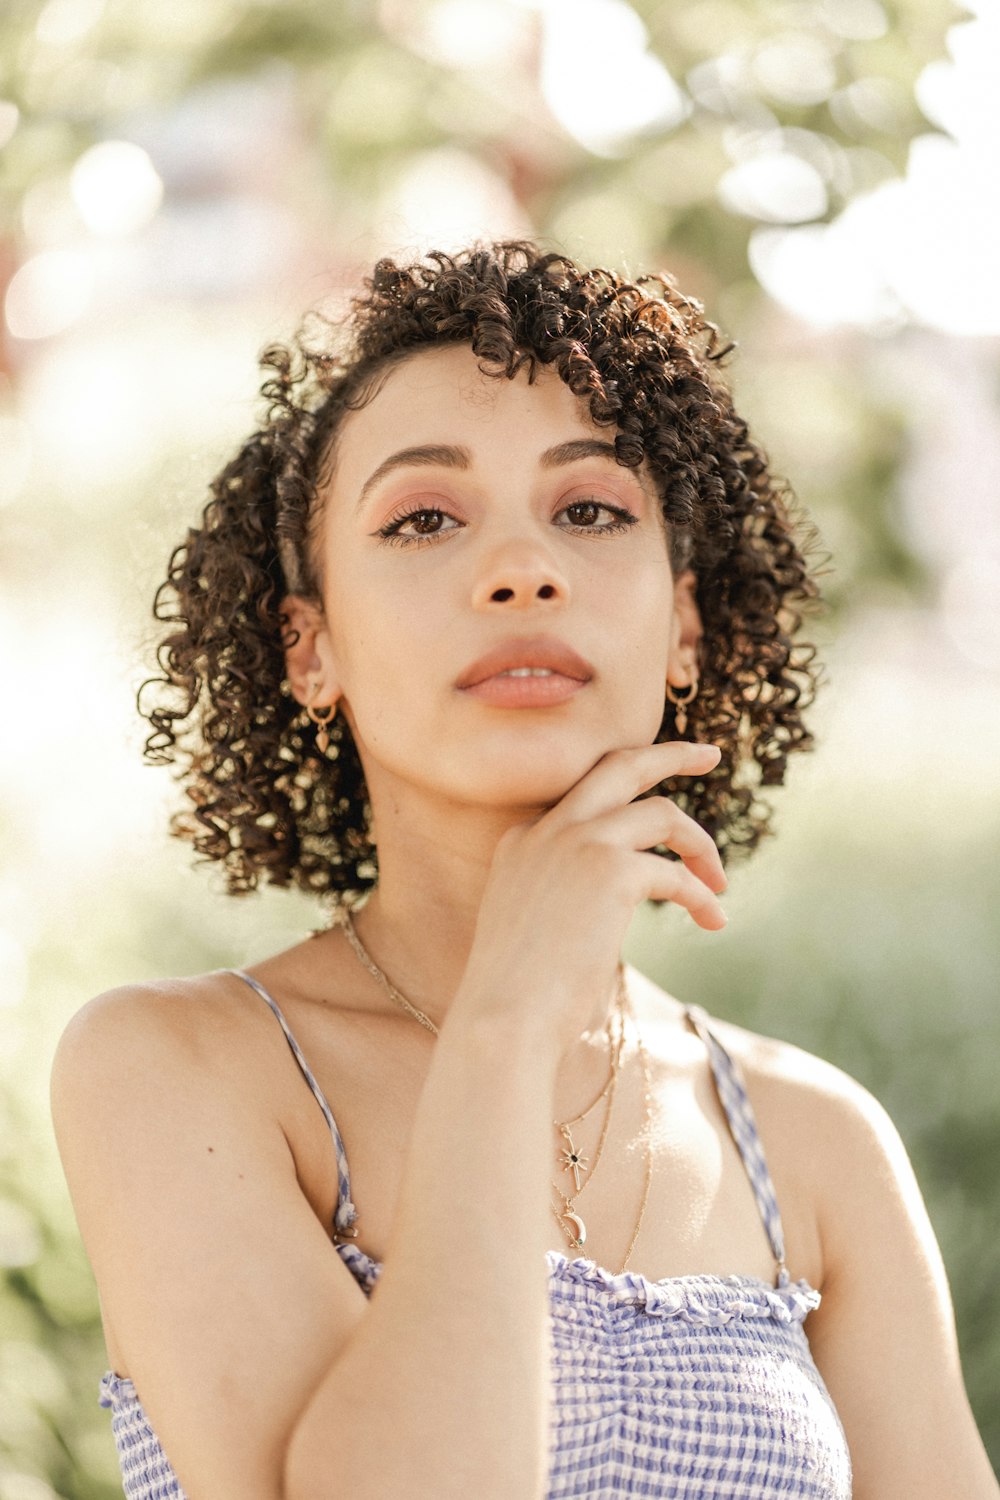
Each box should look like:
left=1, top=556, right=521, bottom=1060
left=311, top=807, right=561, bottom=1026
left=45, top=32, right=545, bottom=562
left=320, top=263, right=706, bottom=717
left=673, top=864, right=706, bottom=904
left=582, top=836, right=630, bottom=891
left=654, top=797, right=680, bottom=828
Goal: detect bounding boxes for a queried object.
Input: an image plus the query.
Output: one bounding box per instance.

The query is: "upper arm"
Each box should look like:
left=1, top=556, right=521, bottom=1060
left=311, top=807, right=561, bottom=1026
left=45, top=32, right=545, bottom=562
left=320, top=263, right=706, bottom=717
left=50, top=984, right=368, bottom=1500
left=802, top=1074, right=999, bottom=1499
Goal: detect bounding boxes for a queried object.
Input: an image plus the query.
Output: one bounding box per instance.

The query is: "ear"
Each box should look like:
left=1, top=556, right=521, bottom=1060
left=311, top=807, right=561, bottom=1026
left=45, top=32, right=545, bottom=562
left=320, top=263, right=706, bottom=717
left=666, top=569, right=703, bottom=689
left=279, top=594, right=342, bottom=709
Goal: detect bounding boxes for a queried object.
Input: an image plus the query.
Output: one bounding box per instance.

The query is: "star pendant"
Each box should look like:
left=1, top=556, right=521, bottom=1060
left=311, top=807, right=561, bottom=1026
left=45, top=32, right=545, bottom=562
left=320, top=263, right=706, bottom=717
left=558, top=1143, right=590, bottom=1193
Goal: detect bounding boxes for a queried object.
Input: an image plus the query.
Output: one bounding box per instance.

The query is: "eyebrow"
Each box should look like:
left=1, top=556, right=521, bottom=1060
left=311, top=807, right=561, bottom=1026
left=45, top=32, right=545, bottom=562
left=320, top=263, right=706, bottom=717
left=539, top=439, right=620, bottom=469
left=355, top=437, right=628, bottom=513
left=355, top=445, right=470, bottom=511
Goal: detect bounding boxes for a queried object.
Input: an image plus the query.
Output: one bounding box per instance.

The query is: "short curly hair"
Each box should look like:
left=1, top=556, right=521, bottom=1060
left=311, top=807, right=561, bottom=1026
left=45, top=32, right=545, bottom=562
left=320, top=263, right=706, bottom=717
left=141, top=241, right=822, bottom=902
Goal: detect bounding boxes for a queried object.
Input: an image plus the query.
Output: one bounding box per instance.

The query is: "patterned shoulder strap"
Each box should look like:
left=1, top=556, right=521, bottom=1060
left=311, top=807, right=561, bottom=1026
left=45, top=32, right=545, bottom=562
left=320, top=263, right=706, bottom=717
left=227, top=970, right=360, bottom=1241
left=684, top=1004, right=789, bottom=1285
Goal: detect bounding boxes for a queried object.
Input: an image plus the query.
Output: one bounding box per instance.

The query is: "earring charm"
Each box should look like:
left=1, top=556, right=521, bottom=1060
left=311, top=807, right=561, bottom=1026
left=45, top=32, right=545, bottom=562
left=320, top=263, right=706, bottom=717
left=306, top=681, right=335, bottom=753
left=666, top=677, right=698, bottom=737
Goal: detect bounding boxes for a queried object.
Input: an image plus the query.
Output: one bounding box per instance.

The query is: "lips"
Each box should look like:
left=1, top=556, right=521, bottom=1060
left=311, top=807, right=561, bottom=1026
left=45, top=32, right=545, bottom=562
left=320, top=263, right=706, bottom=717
left=455, top=636, right=594, bottom=690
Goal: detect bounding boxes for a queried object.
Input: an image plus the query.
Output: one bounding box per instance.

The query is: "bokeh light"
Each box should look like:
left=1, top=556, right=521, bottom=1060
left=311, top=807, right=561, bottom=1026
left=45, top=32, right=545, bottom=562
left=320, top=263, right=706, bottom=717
left=539, top=0, right=688, bottom=157
left=719, top=149, right=828, bottom=223
left=752, top=33, right=836, bottom=107
left=70, top=141, right=163, bottom=237
left=749, top=3, right=1000, bottom=334
left=1, top=2, right=998, bottom=1493
left=819, top=0, right=888, bottom=42
left=4, top=249, right=96, bottom=340
left=0, top=99, right=20, bottom=147
left=381, top=146, right=529, bottom=251
left=34, top=0, right=106, bottom=48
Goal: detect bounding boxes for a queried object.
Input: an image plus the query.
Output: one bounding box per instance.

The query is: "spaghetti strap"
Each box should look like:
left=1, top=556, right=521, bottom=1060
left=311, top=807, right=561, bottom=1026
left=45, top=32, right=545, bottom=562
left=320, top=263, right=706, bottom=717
left=683, top=1004, right=788, bottom=1284
left=227, top=969, right=360, bottom=1241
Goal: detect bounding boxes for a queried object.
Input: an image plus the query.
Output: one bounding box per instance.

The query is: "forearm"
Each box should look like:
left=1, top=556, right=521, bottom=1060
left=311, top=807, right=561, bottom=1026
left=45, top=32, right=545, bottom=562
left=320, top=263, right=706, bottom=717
left=283, top=1005, right=560, bottom=1500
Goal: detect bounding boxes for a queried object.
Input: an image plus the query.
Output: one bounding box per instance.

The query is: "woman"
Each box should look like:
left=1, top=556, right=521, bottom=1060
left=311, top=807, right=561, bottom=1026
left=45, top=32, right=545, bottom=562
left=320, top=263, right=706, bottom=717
left=51, top=243, right=997, bottom=1499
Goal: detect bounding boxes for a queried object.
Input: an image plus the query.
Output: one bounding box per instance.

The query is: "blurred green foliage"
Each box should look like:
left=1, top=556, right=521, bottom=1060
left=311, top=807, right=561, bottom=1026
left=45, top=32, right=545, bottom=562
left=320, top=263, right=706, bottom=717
left=1, top=0, right=997, bottom=1495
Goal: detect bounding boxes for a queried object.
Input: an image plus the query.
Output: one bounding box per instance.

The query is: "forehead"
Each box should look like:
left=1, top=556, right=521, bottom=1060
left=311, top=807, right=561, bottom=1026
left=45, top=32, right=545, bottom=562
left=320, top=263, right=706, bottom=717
left=334, top=344, right=603, bottom=465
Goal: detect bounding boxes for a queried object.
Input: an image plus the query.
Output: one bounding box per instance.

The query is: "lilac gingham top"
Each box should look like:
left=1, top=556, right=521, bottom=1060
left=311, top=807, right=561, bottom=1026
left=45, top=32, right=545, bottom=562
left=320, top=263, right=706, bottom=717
left=100, top=973, right=852, bottom=1498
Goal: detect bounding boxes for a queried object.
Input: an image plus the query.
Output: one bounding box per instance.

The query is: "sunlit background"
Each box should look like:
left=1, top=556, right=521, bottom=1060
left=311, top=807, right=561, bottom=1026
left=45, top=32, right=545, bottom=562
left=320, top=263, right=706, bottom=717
left=1, top=0, right=998, bottom=1493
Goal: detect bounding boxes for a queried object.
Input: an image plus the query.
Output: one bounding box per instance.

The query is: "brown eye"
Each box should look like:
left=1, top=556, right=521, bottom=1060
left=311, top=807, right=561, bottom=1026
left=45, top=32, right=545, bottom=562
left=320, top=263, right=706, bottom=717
left=376, top=506, right=463, bottom=545
left=565, top=502, right=601, bottom=527
left=409, top=510, right=446, bottom=534
left=557, top=498, right=638, bottom=535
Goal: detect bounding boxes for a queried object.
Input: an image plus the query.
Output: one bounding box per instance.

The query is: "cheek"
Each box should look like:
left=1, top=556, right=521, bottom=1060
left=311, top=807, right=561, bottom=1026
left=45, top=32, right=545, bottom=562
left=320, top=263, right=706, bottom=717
left=613, top=572, right=676, bottom=701
left=603, top=553, right=675, bottom=640
left=327, top=590, right=436, bottom=734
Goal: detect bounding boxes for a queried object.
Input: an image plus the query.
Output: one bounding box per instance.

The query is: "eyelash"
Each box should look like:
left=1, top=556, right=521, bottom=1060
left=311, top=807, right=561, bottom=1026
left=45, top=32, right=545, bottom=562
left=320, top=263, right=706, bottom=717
left=375, top=499, right=640, bottom=547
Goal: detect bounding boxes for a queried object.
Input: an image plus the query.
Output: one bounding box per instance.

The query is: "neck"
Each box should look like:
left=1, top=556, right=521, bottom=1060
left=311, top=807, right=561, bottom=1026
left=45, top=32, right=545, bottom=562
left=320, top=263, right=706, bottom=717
left=336, top=780, right=620, bottom=1046
left=349, top=794, right=522, bottom=1028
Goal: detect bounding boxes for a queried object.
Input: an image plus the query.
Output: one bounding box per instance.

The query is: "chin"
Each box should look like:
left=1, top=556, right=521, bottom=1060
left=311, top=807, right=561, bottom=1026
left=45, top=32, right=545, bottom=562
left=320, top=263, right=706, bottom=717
left=446, top=736, right=627, bottom=812
left=474, top=774, right=581, bottom=814
left=361, top=713, right=661, bottom=820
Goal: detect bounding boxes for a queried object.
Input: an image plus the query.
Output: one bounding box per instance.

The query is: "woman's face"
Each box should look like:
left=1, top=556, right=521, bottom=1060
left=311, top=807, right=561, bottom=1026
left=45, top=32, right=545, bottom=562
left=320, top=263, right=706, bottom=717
left=306, top=343, right=698, bottom=817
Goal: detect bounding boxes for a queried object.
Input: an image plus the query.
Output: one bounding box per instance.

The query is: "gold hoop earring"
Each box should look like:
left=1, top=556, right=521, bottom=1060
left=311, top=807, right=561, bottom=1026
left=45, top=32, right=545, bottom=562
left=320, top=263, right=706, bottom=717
left=306, top=682, right=336, bottom=754
left=666, top=677, right=698, bottom=737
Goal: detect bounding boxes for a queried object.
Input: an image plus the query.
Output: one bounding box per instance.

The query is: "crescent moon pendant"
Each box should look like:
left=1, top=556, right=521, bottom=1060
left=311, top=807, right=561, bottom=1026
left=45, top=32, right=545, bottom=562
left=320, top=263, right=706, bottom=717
left=561, top=1210, right=587, bottom=1249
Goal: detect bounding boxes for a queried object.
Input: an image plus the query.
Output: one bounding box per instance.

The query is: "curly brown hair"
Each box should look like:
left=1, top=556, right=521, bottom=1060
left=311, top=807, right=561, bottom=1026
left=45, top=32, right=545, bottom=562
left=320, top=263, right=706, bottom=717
left=141, top=241, right=822, bottom=902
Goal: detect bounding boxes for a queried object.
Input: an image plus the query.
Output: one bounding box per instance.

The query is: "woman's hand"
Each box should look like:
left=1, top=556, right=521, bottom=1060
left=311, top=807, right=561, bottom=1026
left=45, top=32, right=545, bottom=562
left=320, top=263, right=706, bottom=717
left=452, top=740, right=727, bottom=1052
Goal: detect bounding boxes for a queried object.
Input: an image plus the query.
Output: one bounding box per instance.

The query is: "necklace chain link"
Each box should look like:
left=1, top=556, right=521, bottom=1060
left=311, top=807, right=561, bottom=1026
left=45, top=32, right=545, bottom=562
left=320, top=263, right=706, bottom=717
left=333, top=905, right=653, bottom=1274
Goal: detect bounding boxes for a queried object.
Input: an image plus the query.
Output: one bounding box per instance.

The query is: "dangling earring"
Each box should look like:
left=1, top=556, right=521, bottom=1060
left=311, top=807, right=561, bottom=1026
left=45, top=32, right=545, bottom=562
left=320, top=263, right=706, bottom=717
left=666, top=676, right=698, bottom=737
left=306, top=681, right=336, bottom=754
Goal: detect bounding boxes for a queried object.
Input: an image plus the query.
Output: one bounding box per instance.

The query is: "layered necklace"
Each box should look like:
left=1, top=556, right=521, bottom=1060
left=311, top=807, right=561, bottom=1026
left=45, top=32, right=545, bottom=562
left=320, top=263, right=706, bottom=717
left=333, top=906, right=654, bottom=1275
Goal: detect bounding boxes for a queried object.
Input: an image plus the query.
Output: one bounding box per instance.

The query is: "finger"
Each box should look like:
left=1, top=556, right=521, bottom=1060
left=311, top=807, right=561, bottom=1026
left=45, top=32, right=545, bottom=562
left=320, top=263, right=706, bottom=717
left=592, top=799, right=726, bottom=895
left=549, top=740, right=722, bottom=828
left=635, top=850, right=727, bottom=930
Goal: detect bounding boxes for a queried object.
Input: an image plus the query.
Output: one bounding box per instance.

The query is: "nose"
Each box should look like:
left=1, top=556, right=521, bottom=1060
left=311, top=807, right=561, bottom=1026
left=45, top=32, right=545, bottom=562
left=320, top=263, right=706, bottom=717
left=470, top=538, right=570, bottom=610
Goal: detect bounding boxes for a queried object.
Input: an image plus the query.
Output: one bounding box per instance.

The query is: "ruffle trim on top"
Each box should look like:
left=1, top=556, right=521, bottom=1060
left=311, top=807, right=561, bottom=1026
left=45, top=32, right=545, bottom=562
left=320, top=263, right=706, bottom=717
left=328, top=1242, right=821, bottom=1325
left=546, top=1250, right=821, bottom=1325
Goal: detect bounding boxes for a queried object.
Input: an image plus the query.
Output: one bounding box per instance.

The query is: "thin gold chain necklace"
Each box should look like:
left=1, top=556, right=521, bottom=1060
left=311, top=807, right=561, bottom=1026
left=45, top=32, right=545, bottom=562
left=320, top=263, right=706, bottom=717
left=549, top=996, right=623, bottom=1253
left=333, top=906, right=654, bottom=1275
left=554, top=990, right=626, bottom=1200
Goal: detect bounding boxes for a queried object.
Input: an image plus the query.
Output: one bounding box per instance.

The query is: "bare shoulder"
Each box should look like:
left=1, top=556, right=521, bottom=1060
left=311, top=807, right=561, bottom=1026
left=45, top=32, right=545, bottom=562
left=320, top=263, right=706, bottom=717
left=629, top=969, right=922, bottom=1283
left=55, top=967, right=255, bottom=1057
left=49, top=961, right=339, bottom=1215
left=691, top=1006, right=946, bottom=1313
left=702, top=1009, right=909, bottom=1184
left=630, top=965, right=889, bottom=1141
left=51, top=970, right=266, bottom=1128
left=49, top=969, right=287, bottom=1205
